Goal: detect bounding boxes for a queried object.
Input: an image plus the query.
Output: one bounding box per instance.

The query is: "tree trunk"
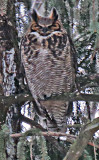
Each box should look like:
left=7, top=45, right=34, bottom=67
left=0, top=0, right=21, bottom=159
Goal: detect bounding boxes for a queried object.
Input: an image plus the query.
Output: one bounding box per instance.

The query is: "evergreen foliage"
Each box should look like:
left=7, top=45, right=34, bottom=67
left=17, top=128, right=51, bottom=160
left=0, top=124, right=9, bottom=160
left=17, top=137, right=26, bottom=160
left=80, top=148, right=93, bottom=160
left=37, top=136, right=51, bottom=160
left=0, top=130, right=6, bottom=160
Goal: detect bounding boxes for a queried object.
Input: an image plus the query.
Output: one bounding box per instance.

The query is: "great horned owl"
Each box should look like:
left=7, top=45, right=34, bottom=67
left=21, top=8, right=76, bottom=131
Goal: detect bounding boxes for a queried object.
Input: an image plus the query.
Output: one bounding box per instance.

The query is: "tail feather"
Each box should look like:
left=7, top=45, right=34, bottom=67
left=41, top=100, right=72, bottom=132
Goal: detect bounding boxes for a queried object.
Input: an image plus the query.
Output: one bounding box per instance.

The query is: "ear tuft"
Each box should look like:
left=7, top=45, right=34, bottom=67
left=32, top=9, right=38, bottom=22
left=50, top=8, right=58, bottom=21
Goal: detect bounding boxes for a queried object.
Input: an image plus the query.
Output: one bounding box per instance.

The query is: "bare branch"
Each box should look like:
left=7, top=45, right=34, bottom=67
left=0, top=91, right=99, bottom=109
left=63, top=117, right=99, bottom=160
left=10, top=128, right=76, bottom=144
left=45, top=93, right=99, bottom=102
left=10, top=131, right=76, bottom=139
left=20, top=115, right=46, bottom=131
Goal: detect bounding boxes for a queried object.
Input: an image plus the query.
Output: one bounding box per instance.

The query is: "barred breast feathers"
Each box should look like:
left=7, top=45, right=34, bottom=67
left=21, top=29, right=74, bottom=100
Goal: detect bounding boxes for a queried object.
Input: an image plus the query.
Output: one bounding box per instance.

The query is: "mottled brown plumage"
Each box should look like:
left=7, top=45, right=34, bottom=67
left=21, top=8, right=76, bottom=131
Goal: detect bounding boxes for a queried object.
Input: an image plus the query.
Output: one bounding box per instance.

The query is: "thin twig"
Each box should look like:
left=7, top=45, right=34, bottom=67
left=10, top=131, right=76, bottom=138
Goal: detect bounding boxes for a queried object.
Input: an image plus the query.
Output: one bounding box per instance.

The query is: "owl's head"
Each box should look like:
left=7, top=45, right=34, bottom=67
left=30, top=8, right=62, bottom=36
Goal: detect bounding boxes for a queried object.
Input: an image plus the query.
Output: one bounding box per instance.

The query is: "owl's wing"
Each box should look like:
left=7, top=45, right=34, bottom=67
left=20, top=35, right=47, bottom=116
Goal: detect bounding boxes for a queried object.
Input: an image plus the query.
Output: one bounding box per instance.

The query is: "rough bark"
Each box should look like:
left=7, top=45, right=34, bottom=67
left=0, top=0, right=21, bottom=159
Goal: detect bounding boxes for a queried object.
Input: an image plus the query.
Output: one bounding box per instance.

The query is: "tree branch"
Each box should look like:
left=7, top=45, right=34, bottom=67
left=20, top=115, right=46, bottom=131
left=45, top=93, right=99, bottom=102
left=63, top=117, right=99, bottom=160
left=0, top=91, right=99, bottom=109
left=10, top=130, right=76, bottom=139
left=0, top=73, right=99, bottom=106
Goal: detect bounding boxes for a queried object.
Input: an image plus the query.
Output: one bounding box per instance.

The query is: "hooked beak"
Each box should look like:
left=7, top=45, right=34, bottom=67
left=42, top=27, right=48, bottom=35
